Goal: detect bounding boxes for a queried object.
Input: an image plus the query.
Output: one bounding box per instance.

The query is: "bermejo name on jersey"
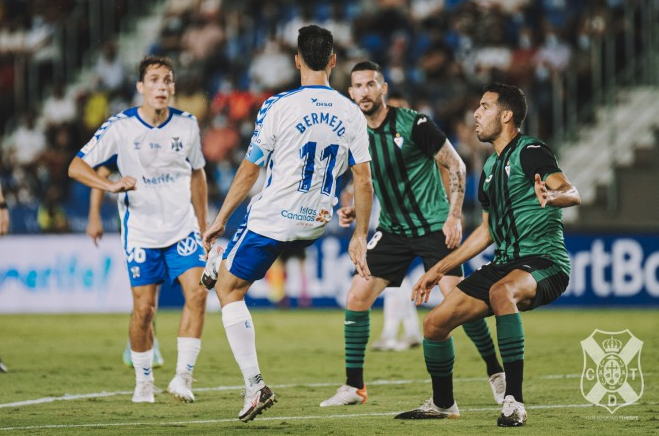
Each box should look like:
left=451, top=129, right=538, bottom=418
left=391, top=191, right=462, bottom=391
left=76, top=107, right=205, bottom=249
left=245, top=85, right=370, bottom=241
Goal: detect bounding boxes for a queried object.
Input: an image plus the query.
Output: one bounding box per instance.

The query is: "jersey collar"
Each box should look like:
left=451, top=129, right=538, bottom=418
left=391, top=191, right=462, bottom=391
left=370, top=106, right=396, bottom=132
left=497, top=132, right=522, bottom=159
left=299, top=85, right=333, bottom=90
left=132, top=106, right=174, bottom=129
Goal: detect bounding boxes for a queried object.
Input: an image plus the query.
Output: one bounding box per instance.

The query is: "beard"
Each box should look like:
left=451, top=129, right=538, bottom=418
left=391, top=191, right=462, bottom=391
left=476, top=120, right=502, bottom=143
left=360, top=98, right=383, bottom=116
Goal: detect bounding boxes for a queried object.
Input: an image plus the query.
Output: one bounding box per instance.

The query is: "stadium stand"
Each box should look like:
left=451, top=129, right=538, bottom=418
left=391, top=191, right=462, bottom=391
left=0, top=0, right=656, bottom=234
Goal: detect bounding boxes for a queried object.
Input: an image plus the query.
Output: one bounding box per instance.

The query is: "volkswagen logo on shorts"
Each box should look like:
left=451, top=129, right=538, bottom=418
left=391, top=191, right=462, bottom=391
left=177, top=236, right=198, bottom=256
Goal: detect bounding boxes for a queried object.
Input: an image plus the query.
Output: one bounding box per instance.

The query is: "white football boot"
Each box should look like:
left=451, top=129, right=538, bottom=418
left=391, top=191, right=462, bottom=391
left=497, top=395, right=527, bottom=427
left=168, top=373, right=195, bottom=403
left=394, top=398, right=460, bottom=419
left=488, top=372, right=506, bottom=404
left=320, top=384, right=368, bottom=407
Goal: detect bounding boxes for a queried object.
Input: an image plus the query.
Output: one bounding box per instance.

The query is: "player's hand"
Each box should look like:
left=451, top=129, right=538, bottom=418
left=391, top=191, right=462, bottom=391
left=411, top=268, right=444, bottom=305
left=337, top=206, right=356, bottom=228
left=442, top=215, right=462, bottom=249
left=86, top=217, right=104, bottom=247
left=202, top=221, right=226, bottom=253
left=0, top=208, right=9, bottom=236
left=348, top=234, right=371, bottom=280
left=108, top=176, right=137, bottom=193
left=534, top=174, right=550, bottom=208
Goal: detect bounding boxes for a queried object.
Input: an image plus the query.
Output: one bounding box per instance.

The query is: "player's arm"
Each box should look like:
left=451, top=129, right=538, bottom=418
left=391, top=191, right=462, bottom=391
left=0, top=181, right=9, bottom=236
left=86, top=166, right=111, bottom=246
left=202, top=159, right=260, bottom=250
left=68, top=157, right=136, bottom=193
left=534, top=173, right=580, bottom=208
left=411, top=213, right=493, bottom=304
left=413, top=114, right=466, bottom=248
left=348, top=161, right=374, bottom=279
left=337, top=180, right=355, bottom=228
left=520, top=143, right=581, bottom=208
left=190, top=168, right=208, bottom=235
left=434, top=138, right=466, bottom=248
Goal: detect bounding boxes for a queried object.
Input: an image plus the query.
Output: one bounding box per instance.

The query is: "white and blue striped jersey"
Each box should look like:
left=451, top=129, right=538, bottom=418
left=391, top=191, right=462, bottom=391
left=77, top=107, right=205, bottom=249
left=245, top=85, right=370, bottom=241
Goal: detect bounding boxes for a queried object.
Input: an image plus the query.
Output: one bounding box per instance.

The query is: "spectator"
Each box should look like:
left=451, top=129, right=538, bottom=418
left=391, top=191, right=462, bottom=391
left=42, top=81, right=77, bottom=128
left=248, top=37, right=295, bottom=92
left=4, top=111, right=46, bottom=168
left=37, top=186, right=69, bottom=233
left=93, top=41, right=126, bottom=93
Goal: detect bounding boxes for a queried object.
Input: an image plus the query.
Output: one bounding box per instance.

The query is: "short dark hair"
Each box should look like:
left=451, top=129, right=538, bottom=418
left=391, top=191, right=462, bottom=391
left=138, top=56, right=174, bottom=82
left=297, top=25, right=333, bottom=71
left=482, top=83, right=527, bottom=128
left=350, top=60, right=383, bottom=80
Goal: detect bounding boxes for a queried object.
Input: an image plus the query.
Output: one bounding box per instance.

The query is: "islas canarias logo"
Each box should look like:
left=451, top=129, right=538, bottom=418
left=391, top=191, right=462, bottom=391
left=580, top=329, right=643, bottom=413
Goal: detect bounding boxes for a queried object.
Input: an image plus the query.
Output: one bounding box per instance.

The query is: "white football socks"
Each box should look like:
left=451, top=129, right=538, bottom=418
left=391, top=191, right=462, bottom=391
left=176, top=337, right=201, bottom=376
left=131, top=349, right=154, bottom=382
left=222, top=300, right=264, bottom=394
left=400, top=290, right=422, bottom=340
left=381, top=288, right=400, bottom=341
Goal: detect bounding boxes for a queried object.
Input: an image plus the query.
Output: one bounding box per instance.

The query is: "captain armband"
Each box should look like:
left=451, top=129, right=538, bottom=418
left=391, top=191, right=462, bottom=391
left=245, top=143, right=270, bottom=167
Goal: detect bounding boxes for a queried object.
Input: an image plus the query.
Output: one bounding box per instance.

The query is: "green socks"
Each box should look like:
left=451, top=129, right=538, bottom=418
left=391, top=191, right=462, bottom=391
left=424, top=337, right=455, bottom=408
left=345, top=309, right=370, bottom=389
left=496, top=313, right=525, bottom=402
left=463, top=318, right=504, bottom=376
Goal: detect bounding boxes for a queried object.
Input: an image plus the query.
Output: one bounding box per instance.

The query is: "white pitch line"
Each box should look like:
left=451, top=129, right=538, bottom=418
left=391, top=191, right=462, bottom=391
left=0, top=374, right=586, bottom=409
left=0, top=404, right=601, bottom=432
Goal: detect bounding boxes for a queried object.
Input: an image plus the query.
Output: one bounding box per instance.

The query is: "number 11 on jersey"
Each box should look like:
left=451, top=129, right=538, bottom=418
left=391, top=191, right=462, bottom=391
left=298, top=141, right=339, bottom=196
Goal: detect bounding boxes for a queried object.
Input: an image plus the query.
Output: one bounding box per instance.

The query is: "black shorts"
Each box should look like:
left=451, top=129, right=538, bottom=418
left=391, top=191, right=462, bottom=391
left=364, top=229, right=464, bottom=287
left=280, top=244, right=307, bottom=262
left=457, top=256, right=569, bottom=310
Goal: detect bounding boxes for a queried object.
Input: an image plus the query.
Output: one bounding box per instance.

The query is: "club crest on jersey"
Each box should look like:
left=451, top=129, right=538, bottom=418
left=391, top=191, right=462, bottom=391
left=505, top=161, right=511, bottom=177
left=171, top=137, right=183, bottom=152
left=393, top=133, right=404, bottom=149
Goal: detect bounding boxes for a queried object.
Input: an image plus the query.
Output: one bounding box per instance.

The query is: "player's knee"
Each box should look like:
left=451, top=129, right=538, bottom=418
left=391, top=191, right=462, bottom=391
left=185, top=286, right=208, bottom=308
left=422, top=313, right=451, bottom=341
left=489, top=282, right=517, bottom=312
left=133, top=302, right=156, bottom=325
left=346, top=288, right=371, bottom=311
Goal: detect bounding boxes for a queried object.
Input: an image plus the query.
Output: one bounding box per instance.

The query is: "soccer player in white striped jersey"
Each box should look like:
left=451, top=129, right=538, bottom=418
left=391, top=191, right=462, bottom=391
left=201, top=25, right=374, bottom=422
left=69, top=56, right=209, bottom=404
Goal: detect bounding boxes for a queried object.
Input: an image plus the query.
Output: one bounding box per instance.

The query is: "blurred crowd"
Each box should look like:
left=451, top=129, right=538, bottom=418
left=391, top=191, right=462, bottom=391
left=0, top=0, right=637, bottom=233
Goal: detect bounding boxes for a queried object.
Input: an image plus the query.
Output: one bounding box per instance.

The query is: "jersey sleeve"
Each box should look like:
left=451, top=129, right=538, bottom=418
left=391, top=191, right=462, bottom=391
left=520, top=143, right=561, bottom=182
left=250, top=96, right=278, bottom=153
left=410, top=114, right=447, bottom=158
left=477, top=170, right=490, bottom=212
left=76, top=117, right=120, bottom=169
left=186, top=121, right=206, bottom=170
left=348, top=109, right=371, bottom=166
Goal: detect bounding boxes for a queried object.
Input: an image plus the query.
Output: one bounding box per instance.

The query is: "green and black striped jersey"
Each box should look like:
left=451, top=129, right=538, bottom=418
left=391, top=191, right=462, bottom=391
left=367, top=106, right=449, bottom=237
left=478, top=133, right=570, bottom=274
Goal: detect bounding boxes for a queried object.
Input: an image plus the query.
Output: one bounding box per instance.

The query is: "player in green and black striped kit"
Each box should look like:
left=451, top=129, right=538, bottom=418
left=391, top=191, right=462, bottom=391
left=321, top=61, right=506, bottom=408
left=398, top=83, right=581, bottom=426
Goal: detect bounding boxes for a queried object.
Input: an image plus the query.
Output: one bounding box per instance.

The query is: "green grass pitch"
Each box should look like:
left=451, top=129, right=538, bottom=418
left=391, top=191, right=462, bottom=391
left=0, top=309, right=656, bottom=435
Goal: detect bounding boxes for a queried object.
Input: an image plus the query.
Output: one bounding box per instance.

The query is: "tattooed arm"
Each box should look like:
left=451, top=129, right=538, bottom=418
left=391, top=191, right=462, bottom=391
left=435, top=139, right=466, bottom=248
